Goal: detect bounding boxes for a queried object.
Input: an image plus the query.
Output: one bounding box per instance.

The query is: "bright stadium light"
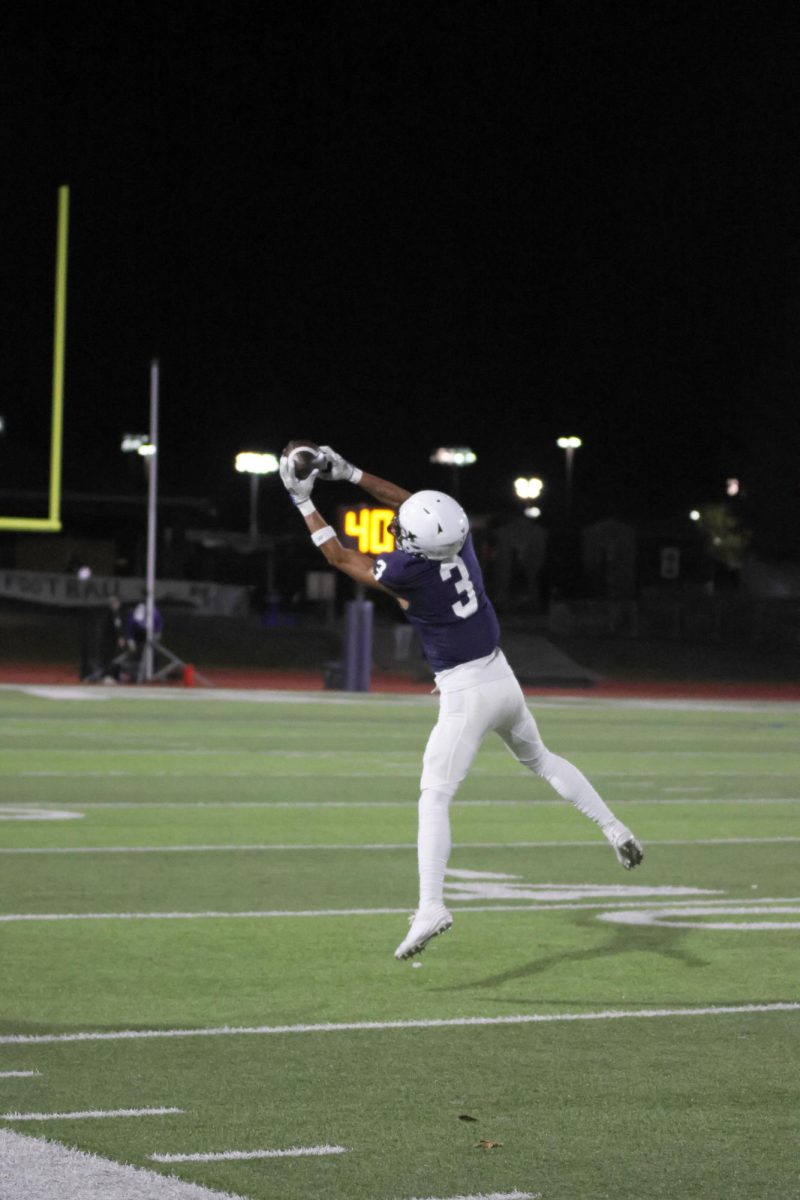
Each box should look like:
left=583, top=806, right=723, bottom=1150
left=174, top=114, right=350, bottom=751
left=524, top=506, right=542, bottom=519
left=429, top=446, right=477, bottom=499
left=690, top=510, right=701, bottom=521
left=235, top=451, right=280, bottom=539
left=726, top=478, right=740, bottom=497
left=430, top=446, right=477, bottom=467
left=514, top=476, right=544, bottom=501
left=235, top=451, right=279, bottom=475
left=121, top=432, right=149, bottom=453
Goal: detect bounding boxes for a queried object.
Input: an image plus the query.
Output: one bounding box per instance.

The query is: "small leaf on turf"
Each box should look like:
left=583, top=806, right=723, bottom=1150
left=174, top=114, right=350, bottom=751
left=474, top=1139, right=503, bottom=1149
left=458, top=1113, right=478, bottom=1122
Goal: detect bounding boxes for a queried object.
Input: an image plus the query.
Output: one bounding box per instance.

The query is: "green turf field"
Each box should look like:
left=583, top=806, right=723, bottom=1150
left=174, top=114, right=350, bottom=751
left=0, top=685, right=798, bottom=1200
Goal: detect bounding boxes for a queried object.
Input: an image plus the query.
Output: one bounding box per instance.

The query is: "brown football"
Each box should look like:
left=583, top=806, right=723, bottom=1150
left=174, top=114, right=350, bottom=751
left=281, top=440, right=321, bottom=480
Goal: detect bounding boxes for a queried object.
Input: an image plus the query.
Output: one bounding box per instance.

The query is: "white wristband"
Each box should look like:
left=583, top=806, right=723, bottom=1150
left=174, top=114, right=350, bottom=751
left=311, top=525, right=337, bottom=547
left=296, top=499, right=316, bottom=517
left=350, top=466, right=363, bottom=484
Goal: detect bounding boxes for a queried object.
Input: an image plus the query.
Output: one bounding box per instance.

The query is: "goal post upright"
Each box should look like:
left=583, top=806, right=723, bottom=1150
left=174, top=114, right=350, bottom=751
left=0, top=184, right=69, bottom=533
left=48, top=184, right=69, bottom=529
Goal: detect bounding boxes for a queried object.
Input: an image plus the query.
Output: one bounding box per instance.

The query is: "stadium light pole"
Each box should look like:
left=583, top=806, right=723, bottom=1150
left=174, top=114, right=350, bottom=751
left=120, top=423, right=158, bottom=678
left=430, top=446, right=477, bottom=500
left=141, top=360, right=161, bottom=681
left=120, top=380, right=160, bottom=682
left=234, top=452, right=279, bottom=541
left=556, top=436, right=582, bottom=517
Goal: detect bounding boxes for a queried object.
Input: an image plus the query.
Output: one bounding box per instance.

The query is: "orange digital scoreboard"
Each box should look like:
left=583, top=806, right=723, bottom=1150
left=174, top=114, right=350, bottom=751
left=337, top=506, right=396, bottom=556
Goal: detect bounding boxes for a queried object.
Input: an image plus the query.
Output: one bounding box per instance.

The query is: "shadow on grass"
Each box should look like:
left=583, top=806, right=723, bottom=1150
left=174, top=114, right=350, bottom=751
left=436, top=919, right=709, bottom=995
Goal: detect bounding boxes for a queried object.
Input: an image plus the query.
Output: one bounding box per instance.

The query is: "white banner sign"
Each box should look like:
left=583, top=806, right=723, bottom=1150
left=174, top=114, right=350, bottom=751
left=0, top=571, right=249, bottom=616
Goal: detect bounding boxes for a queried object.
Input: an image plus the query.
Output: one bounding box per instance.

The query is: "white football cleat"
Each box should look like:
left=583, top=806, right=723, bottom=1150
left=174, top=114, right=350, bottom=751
left=394, top=903, right=453, bottom=960
left=607, top=821, right=644, bottom=869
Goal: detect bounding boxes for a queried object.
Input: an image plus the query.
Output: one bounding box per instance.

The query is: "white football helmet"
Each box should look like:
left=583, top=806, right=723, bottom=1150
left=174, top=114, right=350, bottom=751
left=390, top=490, right=469, bottom=561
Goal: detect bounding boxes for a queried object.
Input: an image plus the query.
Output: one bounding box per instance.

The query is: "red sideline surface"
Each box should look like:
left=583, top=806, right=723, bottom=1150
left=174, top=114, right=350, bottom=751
left=1, top=661, right=799, bottom=701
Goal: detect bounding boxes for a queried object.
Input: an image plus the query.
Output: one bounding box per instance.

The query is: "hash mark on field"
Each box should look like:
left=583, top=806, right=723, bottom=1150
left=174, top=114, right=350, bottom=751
left=2, top=1003, right=797, bottom=1045
left=150, top=1145, right=347, bottom=1162
left=0, top=1071, right=40, bottom=1078
left=1, top=1106, right=184, bottom=1120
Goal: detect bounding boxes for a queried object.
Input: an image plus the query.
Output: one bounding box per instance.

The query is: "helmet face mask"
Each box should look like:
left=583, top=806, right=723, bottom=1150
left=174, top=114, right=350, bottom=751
left=390, top=491, right=469, bottom=561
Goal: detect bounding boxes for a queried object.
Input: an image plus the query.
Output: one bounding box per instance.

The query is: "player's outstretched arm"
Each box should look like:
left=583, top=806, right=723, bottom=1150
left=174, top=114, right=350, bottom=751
left=280, top=448, right=403, bottom=598
left=318, top=445, right=411, bottom=507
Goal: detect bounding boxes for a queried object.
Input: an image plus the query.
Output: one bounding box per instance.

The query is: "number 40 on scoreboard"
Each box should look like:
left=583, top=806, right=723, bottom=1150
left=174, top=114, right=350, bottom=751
left=338, top=506, right=396, bottom=555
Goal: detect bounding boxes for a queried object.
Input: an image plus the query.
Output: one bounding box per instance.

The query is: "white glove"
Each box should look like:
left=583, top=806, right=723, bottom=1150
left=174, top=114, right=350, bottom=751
left=279, top=453, right=318, bottom=505
left=317, top=445, right=362, bottom=484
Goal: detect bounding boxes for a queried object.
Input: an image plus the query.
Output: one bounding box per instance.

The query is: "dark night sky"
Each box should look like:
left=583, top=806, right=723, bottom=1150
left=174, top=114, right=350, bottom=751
left=4, top=1, right=800, bottom=551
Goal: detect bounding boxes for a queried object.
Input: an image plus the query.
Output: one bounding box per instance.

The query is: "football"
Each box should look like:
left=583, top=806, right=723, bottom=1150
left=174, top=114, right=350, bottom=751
left=281, top=440, right=322, bottom=480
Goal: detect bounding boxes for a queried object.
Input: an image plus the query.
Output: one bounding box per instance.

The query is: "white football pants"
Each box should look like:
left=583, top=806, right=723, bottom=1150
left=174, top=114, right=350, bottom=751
left=416, top=660, right=619, bottom=906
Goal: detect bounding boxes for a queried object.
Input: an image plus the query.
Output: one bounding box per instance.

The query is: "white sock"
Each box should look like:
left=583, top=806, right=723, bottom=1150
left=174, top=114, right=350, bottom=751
left=506, top=716, right=618, bottom=832
left=535, top=749, right=617, bottom=832
left=417, top=788, right=452, bottom=907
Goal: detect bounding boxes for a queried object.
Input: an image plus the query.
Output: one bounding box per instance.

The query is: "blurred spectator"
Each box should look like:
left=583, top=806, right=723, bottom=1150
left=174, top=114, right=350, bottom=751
left=123, top=599, right=164, bottom=681
left=82, top=596, right=127, bottom=683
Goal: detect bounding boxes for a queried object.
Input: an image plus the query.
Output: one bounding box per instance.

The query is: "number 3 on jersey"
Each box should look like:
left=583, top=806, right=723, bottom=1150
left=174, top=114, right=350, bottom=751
left=440, top=556, right=478, bottom=618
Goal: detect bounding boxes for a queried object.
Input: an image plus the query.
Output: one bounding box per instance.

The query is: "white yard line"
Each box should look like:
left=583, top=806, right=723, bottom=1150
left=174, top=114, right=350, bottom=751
left=6, top=795, right=800, bottom=807
left=0, top=1072, right=40, bottom=1079
left=1, top=1107, right=184, bottom=1121
left=1, top=1002, right=797, bottom=1047
left=0, top=894, right=795, bottom=924
left=6, top=892, right=800, bottom=926
left=0, top=808, right=84, bottom=821
left=5, top=681, right=799, bottom=712
left=407, top=1193, right=539, bottom=1200
left=0, top=1129, right=246, bottom=1200
left=1, top=835, right=798, bottom=856
left=150, top=1145, right=347, bottom=1162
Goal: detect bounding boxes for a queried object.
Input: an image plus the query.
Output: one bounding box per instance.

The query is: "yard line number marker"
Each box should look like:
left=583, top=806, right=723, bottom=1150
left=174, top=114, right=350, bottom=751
left=150, top=1145, right=347, bottom=1162
left=0, top=1129, right=247, bottom=1200
left=1, top=1003, right=797, bottom=1046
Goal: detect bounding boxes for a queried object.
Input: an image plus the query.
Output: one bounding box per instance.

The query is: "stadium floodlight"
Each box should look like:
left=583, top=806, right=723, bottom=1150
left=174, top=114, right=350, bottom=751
left=235, top=451, right=279, bottom=475
left=235, top=451, right=280, bottom=539
left=556, top=435, right=582, bottom=516
left=121, top=432, right=149, bottom=453
left=430, top=446, right=477, bottom=467
left=429, top=446, right=477, bottom=499
left=514, top=476, right=544, bottom=501
left=524, top=506, right=542, bottom=519
left=726, top=478, right=740, bottom=497
left=690, top=509, right=701, bottom=521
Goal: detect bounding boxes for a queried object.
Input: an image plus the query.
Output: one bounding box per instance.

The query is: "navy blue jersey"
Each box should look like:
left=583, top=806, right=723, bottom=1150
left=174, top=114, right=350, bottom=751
left=373, top=534, right=500, bottom=672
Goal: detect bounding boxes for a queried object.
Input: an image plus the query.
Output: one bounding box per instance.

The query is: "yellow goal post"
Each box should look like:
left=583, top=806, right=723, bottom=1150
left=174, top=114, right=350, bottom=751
left=0, top=185, right=69, bottom=532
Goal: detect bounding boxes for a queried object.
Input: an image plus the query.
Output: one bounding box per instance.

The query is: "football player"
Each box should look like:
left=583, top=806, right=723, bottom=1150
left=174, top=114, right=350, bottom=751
left=280, top=443, right=643, bottom=960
